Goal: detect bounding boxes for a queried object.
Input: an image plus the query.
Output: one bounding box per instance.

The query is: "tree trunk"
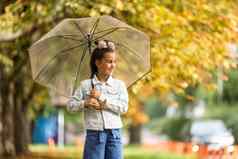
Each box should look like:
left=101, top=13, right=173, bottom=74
left=0, top=66, right=4, bottom=155
left=0, top=82, right=31, bottom=157
left=14, top=103, right=30, bottom=155
left=14, top=79, right=30, bottom=155
left=2, top=82, right=15, bottom=156
left=0, top=68, right=30, bottom=156
left=128, top=124, right=142, bottom=144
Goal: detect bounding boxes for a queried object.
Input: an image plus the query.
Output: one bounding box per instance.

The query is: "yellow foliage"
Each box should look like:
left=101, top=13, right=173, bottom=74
left=0, top=53, right=13, bottom=67
left=1, top=0, right=238, bottom=125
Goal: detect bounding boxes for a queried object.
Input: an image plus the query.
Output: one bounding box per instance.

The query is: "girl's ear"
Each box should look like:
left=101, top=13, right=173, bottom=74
left=95, top=59, right=100, bottom=68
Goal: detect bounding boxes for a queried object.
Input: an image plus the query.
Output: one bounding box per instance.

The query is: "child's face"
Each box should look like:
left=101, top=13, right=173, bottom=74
left=96, top=52, right=116, bottom=76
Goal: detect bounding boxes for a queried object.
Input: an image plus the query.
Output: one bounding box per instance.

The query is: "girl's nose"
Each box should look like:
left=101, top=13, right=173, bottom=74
left=112, top=63, right=116, bottom=68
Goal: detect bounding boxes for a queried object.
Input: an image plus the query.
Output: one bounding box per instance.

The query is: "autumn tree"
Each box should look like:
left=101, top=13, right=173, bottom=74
left=124, top=0, right=238, bottom=144
left=1, top=0, right=238, bottom=155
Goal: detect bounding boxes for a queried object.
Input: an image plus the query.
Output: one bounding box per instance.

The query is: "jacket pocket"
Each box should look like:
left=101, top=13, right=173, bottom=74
left=107, top=87, right=118, bottom=95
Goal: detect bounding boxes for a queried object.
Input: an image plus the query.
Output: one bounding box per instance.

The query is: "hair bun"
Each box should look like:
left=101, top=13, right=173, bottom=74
left=95, top=40, right=115, bottom=50
left=97, top=40, right=107, bottom=49
left=107, top=41, right=115, bottom=50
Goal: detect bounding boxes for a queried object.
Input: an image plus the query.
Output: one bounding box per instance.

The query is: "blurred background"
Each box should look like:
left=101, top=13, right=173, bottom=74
left=1, top=0, right=238, bottom=159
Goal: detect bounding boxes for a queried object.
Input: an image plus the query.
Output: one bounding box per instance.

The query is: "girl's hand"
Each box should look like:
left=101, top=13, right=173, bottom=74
left=85, top=97, right=102, bottom=110
left=90, top=88, right=101, bottom=99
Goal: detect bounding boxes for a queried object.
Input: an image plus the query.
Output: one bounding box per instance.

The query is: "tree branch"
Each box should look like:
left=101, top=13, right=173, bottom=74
left=0, top=31, right=24, bottom=42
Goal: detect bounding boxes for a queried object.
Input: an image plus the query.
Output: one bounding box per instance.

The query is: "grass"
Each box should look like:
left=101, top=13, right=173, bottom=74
left=28, top=144, right=196, bottom=159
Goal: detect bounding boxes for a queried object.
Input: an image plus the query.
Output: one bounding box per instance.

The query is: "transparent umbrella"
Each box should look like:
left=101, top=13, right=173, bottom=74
left=28, top=15, right=150, bottom=97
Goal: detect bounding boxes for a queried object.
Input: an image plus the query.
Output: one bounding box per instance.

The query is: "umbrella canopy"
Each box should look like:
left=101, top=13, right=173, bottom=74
left=28, top=15, right=150, bottom=97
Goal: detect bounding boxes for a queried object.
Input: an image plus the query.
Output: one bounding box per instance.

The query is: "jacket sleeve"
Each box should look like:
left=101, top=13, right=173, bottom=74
left=66, top=84, right=85, bottom=112
left=99, top=81, right=128, bottom=114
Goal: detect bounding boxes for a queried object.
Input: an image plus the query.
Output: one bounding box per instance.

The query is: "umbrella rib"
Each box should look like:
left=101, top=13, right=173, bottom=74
left=118, top=43, right=143, bottom=59
left=128, top=70, right=151, bottom=89
left=119, top=49, right=138, bottom=73
left=73, top=21, right=87, bottom=40
left=53, top=35, right=84, bottom=42
left=92, top=27, right=120, bottom=42
left=56, top=34, right=81, bottom=37
left=33, top=35, right=84, bottom=47
left=34, top=42, right=87, bottom=81
left=92, top=28, right=143, bottom=60
left=90, top=18, right=100, bottom=36
left=93, top=27, right=127, bottom=35
left=45, top=53, right=72, bottom=87
left=110, top=40, right=143, bottom=60
left=72, top=45, right=88, bottom=94
left=92, top=27, right=143, bottom=60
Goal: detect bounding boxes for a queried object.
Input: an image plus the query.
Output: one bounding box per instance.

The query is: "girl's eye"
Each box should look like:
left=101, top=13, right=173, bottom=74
left=105, top=60, right=112, bottom=63
left=103, top=58, right=116, bottom=64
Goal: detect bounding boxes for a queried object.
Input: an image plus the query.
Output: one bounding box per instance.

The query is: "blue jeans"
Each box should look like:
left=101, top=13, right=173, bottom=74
left=83, top=129, right=122, bottom=159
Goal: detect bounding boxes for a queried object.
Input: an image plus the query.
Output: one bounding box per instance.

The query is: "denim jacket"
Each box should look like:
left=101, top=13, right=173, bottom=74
left=67, top=75, right=129, bottom=130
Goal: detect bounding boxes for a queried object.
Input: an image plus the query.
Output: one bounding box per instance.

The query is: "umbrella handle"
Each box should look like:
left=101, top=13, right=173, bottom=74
left=91, top=78, right=95, bottom=89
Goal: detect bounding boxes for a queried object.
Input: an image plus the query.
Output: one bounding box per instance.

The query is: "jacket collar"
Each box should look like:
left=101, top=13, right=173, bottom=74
left=92, top=74, right=114, bottom=87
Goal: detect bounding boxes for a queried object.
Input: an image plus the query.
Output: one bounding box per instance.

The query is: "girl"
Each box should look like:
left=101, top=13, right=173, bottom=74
left=67, top=40, right=128, bottom=159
